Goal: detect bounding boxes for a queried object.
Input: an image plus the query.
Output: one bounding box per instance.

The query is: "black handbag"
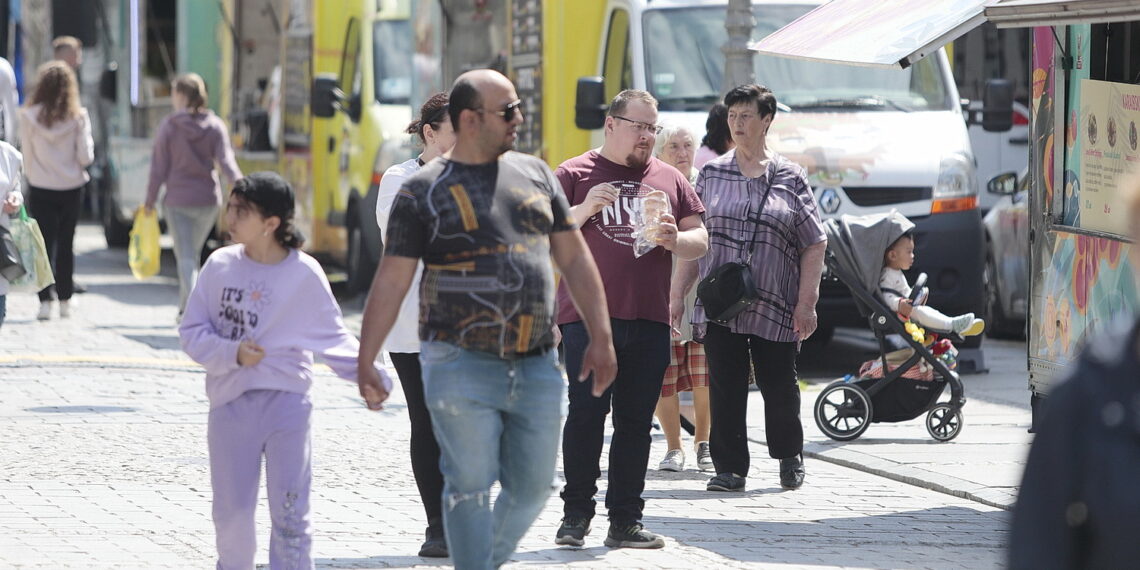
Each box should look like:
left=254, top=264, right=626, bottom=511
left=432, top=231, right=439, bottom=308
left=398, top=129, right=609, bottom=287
left=696, top=158, right=777, bottom=324
left=0, top=224, right=26, bottom=282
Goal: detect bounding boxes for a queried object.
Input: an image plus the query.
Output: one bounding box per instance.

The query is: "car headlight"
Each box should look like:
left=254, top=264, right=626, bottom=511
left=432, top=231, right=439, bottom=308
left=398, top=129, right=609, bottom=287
left=934, top=152, right=977, bottom=199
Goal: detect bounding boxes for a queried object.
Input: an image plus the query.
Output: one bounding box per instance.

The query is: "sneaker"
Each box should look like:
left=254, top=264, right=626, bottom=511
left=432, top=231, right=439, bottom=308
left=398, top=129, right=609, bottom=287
left=695, top=442, right=713, bottom=471
left=36, top=302, right=52, bottom=321
left=59, top=300, right=72, bottom=318
left=418, top=522, right=448, bottom=558
left=658, top=449, right=684, bottom=471
left=555, top=517, right=591, bottom=547
left=706, top=472, right=746, bottom=492
left=780, top=455, right=806, bottom=489
left=960, top=318, right=985, bottom=337
left=951, top=313, right=983, bottom=336
left=604, top=522, right=665, bottom=549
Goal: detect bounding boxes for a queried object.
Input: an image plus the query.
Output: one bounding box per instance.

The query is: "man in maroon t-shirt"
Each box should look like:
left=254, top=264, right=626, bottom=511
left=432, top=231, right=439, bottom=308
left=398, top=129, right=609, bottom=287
left=554, top=90, right=707, bottom=549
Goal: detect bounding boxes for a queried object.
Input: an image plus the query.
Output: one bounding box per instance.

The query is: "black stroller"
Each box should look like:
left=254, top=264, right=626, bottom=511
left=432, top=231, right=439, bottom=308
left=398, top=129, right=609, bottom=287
left=813, top=212, right=966, bottom=442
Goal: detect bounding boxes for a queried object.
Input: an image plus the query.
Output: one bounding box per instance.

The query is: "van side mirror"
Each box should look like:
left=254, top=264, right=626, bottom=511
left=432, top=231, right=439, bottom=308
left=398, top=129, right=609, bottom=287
left=987, top=171, right=1018, bottom=195
left=99, top=63, right=117, bottom=102
left=575, top=77, right=607, bottom=130
left=982, top=78, right=1013, bottom=133
left=312, top=74, right=343, bottom=119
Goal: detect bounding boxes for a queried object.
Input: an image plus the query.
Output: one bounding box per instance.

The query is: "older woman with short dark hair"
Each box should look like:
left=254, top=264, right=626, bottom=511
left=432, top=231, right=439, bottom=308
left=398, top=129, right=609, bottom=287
left=675, top=84, right=827, bottom=493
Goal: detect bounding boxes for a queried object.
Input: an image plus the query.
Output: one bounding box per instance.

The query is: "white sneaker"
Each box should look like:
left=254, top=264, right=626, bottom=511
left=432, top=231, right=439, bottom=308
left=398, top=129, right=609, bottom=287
left=59, top=300, right=72, bottom=318
left=658, top=449, right=684, bottom=472
left=37, top=302, right=53, bottom=321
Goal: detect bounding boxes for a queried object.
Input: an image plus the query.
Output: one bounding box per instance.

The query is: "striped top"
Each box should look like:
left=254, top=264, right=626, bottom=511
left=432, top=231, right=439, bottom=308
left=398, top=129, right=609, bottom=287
left=692, top=149, right=826, bottom=343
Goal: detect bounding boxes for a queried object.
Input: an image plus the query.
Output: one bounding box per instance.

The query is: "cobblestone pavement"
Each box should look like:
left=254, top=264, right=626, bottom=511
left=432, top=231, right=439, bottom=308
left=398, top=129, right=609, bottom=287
left=0, top=224, right=1012, bottom=568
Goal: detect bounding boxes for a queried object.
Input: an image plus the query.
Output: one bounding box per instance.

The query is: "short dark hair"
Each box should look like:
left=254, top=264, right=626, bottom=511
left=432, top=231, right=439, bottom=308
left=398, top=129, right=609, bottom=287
left=448, top=78, right=482, bottom=132
left=607, top=89, right=657, bottom=118
left=406, top=92, right=450, bottom=143
left=701, top=103, right=732, bottom=155
left=724, top=84, right=777, bottom=119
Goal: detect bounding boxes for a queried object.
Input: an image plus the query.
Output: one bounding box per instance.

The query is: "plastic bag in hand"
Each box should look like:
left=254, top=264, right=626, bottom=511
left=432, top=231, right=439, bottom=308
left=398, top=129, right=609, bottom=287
left=631, top=190, right=669, bottom=258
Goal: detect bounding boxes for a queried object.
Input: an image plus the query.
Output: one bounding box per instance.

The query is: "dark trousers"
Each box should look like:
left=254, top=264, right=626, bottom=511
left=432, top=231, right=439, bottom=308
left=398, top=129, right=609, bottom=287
left=703, top=323, right=802, bottom=477
left=560, top=318, right=670, bottom=524
left=390, top=352, right=443, bottom=524
left=28, top=186, right=82, bottom=302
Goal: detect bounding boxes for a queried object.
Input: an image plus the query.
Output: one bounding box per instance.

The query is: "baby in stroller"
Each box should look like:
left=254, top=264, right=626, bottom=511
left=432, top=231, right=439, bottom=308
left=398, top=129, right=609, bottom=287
left=880, top=231, right=985, bottom=337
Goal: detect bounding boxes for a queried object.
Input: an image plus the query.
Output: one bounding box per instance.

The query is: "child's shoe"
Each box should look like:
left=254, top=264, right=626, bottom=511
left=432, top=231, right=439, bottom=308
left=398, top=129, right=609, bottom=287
left=952, top=314, right=985, bottom=336
left=37, top=301, right=53, bottom=321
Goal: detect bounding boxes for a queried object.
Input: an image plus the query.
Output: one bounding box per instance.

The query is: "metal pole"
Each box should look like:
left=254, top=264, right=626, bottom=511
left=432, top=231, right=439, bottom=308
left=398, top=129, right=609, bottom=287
left=722, top=0, right=755, bottom=94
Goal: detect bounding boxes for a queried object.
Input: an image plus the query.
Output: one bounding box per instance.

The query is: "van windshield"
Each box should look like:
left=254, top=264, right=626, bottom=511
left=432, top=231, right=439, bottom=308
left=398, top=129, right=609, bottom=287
left=643, top=5, right=953, bottom=113
left=374, top=19, right=412, bottom=104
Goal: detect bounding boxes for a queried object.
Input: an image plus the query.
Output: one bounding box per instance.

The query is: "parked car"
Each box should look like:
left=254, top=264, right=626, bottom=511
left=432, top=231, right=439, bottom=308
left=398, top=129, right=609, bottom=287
left=970, top=101, right=1030, bottom=213
left=982, top=169, right=1029, bottom=338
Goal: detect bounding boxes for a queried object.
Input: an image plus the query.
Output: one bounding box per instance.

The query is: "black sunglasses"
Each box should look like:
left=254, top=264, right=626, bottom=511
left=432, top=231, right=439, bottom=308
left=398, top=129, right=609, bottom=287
left=475, top=99, right=523, bottom=122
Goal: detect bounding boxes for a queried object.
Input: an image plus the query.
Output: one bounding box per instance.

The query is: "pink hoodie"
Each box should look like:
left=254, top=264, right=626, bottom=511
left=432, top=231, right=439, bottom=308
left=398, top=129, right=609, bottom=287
left=18, top=104, right=94, bottom=190
left=145, top=110, right=243, bottom=208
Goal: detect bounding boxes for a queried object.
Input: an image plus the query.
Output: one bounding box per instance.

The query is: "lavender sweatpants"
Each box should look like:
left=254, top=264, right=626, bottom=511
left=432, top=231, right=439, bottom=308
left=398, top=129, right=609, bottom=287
left=208, top=389, right=314, bottom=570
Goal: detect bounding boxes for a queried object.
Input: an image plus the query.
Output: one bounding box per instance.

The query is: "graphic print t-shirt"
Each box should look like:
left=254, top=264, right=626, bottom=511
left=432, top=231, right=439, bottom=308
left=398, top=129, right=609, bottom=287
left=384, top=152, right=577, bottom=356
left=554, top=151, right=704, bottom=325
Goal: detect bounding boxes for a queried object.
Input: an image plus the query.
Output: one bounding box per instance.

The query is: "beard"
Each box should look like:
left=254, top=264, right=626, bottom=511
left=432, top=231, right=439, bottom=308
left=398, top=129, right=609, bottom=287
left=625, top=146, right=651, bottom=169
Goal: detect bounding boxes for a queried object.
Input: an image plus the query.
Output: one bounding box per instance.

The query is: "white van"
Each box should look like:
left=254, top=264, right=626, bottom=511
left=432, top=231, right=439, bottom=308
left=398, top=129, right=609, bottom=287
left=576, top=0, right=1011, bottom=361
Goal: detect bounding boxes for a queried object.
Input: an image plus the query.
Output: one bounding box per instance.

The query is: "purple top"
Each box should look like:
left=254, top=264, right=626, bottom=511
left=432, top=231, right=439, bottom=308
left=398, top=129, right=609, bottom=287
left=692, top=149, right=826, bottom=343
left=145, top=111, right=243, bottom=208
left=179, top=245, right=387, bottom=408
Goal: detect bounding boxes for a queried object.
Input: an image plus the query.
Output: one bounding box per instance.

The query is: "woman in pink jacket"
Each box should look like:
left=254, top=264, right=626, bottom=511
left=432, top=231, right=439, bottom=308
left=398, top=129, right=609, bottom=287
left=144, top=73, right=243, bottom=319
left=19, top=61, right=94, bottom=320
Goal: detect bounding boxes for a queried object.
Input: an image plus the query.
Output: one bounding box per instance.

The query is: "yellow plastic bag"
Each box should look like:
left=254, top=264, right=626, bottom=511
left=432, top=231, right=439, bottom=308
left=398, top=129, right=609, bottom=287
left=128, top=208, right=160, bottom=279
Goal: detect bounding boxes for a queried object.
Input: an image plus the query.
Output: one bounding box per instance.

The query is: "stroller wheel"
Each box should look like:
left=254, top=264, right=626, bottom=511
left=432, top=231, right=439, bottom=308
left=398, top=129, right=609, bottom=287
left=814, top=381, right=873, bottom=441
left=926, top=403, right=964, bottom=442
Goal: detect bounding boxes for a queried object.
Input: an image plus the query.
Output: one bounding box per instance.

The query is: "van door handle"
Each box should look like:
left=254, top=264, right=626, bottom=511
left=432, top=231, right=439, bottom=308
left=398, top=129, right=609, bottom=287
left=328, top=136, right=336, bottom=153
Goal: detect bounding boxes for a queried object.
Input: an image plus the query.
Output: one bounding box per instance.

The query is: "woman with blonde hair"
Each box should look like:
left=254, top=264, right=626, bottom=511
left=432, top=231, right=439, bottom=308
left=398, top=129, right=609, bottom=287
left=19, top=60, right=94, bottom=320
left=145, top=72, right=242, bottom=319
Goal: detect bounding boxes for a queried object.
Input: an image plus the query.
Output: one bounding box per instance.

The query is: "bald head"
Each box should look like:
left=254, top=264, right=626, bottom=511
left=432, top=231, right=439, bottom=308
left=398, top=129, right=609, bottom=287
left=448, top=69, right=513, bottom=131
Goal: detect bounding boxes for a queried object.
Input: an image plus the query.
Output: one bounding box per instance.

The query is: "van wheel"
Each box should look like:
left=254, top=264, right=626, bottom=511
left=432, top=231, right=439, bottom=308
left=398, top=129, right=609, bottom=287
left=345, top=215, right=375, bottom=296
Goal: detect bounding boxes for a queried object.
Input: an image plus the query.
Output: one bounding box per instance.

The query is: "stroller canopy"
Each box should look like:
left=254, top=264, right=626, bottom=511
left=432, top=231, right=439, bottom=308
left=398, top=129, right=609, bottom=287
left=824, top=210, right=915, bottom=294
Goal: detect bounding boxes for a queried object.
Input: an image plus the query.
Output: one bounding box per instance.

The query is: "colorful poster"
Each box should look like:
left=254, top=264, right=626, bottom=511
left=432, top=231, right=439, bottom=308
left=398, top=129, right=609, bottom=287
left=1077, top=79, right=1140, bottom=235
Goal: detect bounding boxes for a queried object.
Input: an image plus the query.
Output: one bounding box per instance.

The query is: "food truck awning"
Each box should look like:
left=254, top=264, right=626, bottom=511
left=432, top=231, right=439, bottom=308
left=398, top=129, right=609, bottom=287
left=749, top=0, right=996, bottom=69
left=985, top=0, right=1140, bottom=28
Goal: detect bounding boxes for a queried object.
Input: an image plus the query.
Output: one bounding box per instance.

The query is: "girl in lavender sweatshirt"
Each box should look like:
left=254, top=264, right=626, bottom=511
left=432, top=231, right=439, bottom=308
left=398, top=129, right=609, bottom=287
left=145, top=72, right=243, bottom=317
left=179, top=172, right=391, bottom=569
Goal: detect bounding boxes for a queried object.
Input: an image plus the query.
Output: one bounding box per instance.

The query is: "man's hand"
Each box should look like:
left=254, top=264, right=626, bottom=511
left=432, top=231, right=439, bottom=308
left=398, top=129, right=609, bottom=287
left=237, top=340, right=265, bottom=367
left=669, top=296, right=685, bottom=338
left=897, top=298, right=914, bottom=318
left=793, top=303, right=818, bottom=342
left=582, top=183, right=618, bottom=217
left=579, top=340, right=617, bottom=397
left=358, top=366, right=392, bottom=411
left=1, top=192, right=18, bottom=214
left=654, top=213, right=680, bottom=252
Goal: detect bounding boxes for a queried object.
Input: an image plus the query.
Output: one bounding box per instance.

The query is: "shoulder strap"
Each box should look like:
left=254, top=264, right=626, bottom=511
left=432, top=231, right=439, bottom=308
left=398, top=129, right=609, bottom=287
left=740, top=156, right=780, bottom=264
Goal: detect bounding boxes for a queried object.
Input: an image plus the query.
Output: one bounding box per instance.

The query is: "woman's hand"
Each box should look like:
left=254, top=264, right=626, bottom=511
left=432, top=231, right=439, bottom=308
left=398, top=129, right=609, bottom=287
left=1, top=192, right=18, bottom=214
left=793, top=303, right=818, bottom=341
left=358, top=367, right=392, bottom=411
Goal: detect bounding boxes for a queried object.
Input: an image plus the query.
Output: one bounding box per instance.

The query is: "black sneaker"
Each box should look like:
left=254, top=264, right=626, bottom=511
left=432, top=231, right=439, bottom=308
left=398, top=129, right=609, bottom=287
left=604, top=522, right=665, bottom=549
left=706, top=472, right=746, bottom=492
left=555, top=517, right=591, bottom=547
left=780, top=454, right=806, bottom=489
left=418, top=520, right=448, bottom=558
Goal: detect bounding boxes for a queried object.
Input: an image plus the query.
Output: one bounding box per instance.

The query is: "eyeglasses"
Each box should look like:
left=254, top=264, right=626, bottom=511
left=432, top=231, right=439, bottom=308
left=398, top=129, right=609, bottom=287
left=612, top=115, right=662, bottom=135
left=475, top=100, right=523, bottom=122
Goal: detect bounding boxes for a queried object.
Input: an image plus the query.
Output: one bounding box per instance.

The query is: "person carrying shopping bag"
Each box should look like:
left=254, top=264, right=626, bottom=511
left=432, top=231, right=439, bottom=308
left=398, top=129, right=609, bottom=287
left=144, top=72, right=243, bottom=320
left=0, top=139, right=22, bottom=329
left=19, top=61, right=93, bottom=320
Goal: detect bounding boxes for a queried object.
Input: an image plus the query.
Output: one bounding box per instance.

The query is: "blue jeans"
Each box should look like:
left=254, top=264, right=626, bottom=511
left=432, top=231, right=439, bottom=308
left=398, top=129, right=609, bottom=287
left=420, top=341, right=567, bottom=570
left=560, top=319, right=670, bottom=524
left=166, top=204, right=218, bottom=313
